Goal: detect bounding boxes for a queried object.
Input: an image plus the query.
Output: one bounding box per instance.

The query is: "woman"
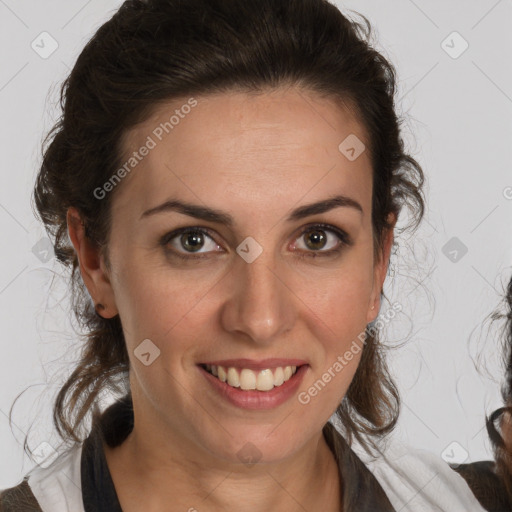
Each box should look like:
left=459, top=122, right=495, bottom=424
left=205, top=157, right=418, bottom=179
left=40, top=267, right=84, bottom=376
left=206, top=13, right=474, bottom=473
left=0, top=0, right=486, bottom=510
left=454, top=275, right=512, bottom=511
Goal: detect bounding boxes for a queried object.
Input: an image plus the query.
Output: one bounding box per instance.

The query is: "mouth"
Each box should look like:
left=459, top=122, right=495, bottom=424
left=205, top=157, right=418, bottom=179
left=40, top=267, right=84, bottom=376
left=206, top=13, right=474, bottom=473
left=199, top=363, right=301, bottom=392
left=197, top=360, right=309, bottom=410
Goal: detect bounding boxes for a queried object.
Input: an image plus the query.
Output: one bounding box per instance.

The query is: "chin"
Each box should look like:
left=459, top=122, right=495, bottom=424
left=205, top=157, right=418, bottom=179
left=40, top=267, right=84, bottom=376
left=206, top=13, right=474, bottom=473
left=196, top=422, right=306, bottom=467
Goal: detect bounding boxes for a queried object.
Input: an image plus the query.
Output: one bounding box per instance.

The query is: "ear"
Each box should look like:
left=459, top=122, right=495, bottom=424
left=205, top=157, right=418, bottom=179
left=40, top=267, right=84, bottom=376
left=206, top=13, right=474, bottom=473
left=66, top=207, right=118, bottom=319
left=502, top=404, right=512, bottom=451
left=367, top=213, right=396, bottom=324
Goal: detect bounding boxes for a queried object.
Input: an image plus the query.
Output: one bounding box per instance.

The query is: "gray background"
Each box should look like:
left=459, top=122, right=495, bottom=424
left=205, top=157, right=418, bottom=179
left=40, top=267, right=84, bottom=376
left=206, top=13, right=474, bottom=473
left=0, top=0, right=511, bottom=487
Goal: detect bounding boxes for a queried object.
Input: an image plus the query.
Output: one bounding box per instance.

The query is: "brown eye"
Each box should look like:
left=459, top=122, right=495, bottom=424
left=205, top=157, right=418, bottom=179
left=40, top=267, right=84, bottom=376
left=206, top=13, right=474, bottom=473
left=161, top=227, right=223, bottom=259
left=304, top=229, right=328, bottom=251
left=180, top=231, right=205, bottom=252
left=292, top=223, right=351, bottom=259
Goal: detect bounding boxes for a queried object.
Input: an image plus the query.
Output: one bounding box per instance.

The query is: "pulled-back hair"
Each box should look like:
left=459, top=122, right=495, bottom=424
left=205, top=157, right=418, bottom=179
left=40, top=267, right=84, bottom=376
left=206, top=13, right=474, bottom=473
left=25, top=0, right=424, bottom=456
left=487, top=276, right=512, bottom=500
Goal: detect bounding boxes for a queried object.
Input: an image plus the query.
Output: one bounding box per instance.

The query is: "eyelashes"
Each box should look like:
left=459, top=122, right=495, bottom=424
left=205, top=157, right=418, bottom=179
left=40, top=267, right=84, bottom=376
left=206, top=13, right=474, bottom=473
left=159, top=223, right=352, bottom=261
left=161, top=227, right=221, bottom=260
left=292, top=223, right=351, bottom=259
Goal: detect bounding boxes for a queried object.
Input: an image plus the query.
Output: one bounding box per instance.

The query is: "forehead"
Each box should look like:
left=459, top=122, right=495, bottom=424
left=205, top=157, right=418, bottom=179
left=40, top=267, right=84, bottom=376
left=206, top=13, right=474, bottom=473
left=112, top=87, right=372, bottom=222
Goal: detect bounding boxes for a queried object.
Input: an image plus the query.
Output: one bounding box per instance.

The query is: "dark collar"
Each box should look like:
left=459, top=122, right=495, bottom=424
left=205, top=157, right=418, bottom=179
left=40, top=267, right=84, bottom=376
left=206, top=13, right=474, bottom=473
left=453, top=460, right=512, bottom=512
left=81, top=396, right=395, bottom=511
left=80, top=397, right=132, bottom=512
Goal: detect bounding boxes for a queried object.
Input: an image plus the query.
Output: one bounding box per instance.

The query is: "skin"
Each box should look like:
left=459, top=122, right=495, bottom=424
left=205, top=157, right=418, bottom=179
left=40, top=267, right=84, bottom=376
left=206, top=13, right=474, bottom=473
left=502, top=405, right=512, bottom=452
left=67, top=86, right=394, bottom=512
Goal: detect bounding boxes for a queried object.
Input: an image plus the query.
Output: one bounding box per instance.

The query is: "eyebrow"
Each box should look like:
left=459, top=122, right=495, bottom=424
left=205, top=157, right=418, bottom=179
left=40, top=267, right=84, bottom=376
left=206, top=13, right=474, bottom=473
left=140, top=194, right=363, bottom=225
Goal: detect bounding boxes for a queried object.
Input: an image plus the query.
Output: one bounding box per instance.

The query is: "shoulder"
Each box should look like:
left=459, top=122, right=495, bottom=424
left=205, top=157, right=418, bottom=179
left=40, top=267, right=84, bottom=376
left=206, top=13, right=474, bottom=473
left=348, top=436, right=488, bottom=512
left=0, top=397, right=131, bottom=512
left=453, top=460, right=512, bottom=512
left=28, top=443, right=84, bottom=512
left=1, top=443, right=85, bottom=512
left=0, top=479, right=43, bottom=511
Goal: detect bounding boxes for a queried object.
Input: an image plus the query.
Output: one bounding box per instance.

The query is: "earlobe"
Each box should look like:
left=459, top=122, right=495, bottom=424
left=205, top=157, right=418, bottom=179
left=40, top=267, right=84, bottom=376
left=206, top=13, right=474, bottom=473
left=367, top=220, right=395, bottom=324
left=66, top=207, right=119, bottom=318
left=366, top=296, right=379, bottom=324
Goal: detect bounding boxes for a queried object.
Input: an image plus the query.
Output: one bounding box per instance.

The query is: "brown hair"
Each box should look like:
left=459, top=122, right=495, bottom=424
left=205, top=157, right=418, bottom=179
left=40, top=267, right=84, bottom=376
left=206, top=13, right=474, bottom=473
left=487, top=276, right=512, bottom=500
left=22, top=0, right=424, bottom=466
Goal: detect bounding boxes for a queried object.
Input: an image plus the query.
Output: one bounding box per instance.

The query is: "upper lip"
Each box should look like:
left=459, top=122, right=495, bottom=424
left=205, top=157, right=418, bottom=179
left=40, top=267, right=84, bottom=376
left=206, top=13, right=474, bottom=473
left=199, top=358, right=308, bottom=371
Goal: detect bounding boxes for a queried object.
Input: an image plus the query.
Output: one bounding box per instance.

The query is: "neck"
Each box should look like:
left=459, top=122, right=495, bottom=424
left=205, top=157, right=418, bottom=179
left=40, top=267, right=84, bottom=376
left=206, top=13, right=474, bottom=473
left=104, top=410, right=341, bottom=512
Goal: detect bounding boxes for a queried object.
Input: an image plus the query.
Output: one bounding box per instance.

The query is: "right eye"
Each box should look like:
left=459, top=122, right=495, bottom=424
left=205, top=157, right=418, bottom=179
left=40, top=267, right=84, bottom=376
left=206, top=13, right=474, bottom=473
left=160, top=227, right=224, bottom=259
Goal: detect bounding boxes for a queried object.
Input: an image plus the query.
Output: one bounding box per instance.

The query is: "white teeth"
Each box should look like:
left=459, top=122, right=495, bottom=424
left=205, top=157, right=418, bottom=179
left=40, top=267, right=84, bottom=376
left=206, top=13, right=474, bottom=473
left=227, top=367, right=240, bottom=388
left=205, top=364, right=299, bottom=392
left=217, top=365, right=227, bottom=382
left=240, top=369, right=257, bottom=390
left=256, top=369, right=275, bottom=391
left=273, top=366, right=285, bottom=386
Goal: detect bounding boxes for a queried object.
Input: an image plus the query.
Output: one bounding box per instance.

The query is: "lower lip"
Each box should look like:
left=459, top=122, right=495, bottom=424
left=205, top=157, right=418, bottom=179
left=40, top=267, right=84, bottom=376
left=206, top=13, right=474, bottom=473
left=198, top=364, right=308, bottom=410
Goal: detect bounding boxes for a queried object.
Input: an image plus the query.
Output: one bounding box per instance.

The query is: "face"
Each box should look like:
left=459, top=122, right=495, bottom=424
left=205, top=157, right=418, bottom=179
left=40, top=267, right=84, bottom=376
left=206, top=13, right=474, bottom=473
left=71, top=87, right=392, bottom=465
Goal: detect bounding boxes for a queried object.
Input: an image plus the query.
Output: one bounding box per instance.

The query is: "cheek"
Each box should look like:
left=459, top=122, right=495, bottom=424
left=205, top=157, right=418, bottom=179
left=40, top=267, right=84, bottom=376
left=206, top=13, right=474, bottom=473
left=300, top=257, right=374, bottom=388
left=113, top=266, right=208, bottom=397
left=110, top=255, right=215, bottom=347
left=305, top=262, right=375, bottom=329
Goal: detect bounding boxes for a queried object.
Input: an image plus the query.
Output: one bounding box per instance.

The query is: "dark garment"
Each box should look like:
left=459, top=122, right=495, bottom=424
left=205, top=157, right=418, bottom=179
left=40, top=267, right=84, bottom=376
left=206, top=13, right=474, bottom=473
left=0, top=395, right=396, bottom=511
left=453, top=460, right=512, bottom=512
left=0, top=480, right=42, bottom=512
left=79, top=396, right=129, bottom=511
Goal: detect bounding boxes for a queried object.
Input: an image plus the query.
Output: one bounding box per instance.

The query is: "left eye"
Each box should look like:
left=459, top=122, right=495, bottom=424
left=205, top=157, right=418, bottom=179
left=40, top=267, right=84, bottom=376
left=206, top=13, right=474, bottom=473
left=292, top=224, right=349, bottom=256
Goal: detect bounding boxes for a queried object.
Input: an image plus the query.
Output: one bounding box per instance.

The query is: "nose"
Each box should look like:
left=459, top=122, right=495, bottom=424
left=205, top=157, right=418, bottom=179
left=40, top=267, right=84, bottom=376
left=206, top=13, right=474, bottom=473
left=220, top=250, right=297, bottom=345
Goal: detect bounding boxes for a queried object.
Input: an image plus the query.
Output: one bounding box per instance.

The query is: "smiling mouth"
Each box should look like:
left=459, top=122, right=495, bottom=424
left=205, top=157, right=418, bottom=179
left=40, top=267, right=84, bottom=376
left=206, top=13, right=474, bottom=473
left=200, top=364, right=300, bottom=392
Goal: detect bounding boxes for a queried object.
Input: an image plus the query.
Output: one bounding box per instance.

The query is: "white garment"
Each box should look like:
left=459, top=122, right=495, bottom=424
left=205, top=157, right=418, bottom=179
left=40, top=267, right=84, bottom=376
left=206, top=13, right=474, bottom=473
left=25, top=436, right=486, bottom=512
left=26, top=444, right=84, bottom=512
left=349, top=435, right=487, bottom=512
